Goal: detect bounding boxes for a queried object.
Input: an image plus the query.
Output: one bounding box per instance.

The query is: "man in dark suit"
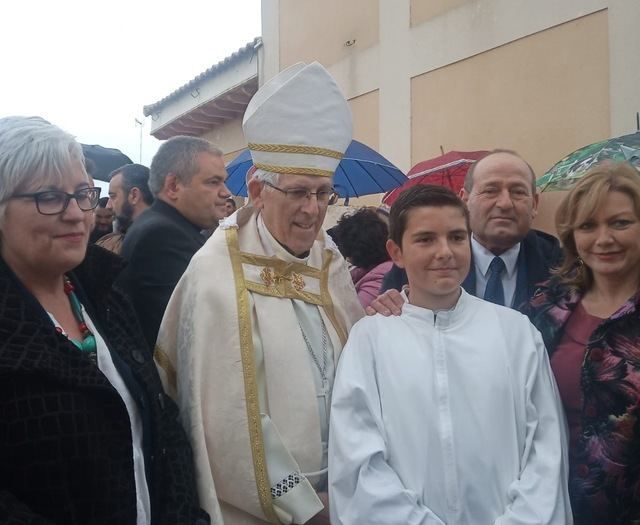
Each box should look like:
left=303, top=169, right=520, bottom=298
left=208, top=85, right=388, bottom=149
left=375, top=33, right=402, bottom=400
left=117, top=136, right=231, bottom=349
left=378, top=150, right=562, bottom=313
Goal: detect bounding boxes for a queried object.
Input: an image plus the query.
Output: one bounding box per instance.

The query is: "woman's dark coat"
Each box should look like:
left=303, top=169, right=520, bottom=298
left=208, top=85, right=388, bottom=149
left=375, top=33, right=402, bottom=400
left=0, top=246, right=208, bottom=525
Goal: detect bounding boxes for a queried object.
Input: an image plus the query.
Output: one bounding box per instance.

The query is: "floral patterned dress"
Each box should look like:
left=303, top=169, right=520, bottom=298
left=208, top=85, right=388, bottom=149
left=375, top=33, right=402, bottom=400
left=524, top=279, right=640, bottom=525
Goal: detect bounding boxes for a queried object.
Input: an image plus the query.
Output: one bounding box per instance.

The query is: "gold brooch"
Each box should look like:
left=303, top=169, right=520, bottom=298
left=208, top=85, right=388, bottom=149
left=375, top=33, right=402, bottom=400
left=260, top=267, right=306, bottom=292
left=291, top=272, right=306, bottom=292
left=260, top=267, right=276, bottom=287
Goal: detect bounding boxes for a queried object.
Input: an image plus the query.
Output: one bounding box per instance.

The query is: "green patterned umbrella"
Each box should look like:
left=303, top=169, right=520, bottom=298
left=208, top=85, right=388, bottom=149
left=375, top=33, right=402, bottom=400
left=537, top=131, right=640, bottom=191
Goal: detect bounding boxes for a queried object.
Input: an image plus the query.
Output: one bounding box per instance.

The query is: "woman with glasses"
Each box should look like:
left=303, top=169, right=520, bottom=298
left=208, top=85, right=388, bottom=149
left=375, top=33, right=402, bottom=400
left=0, top=117, right=208, bottom=524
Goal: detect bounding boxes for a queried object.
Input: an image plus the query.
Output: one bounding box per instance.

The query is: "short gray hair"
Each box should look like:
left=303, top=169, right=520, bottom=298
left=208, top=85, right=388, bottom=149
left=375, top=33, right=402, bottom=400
left=148, top=135, right=223, bottom=196
left=0, top=116, right=85, bottom=220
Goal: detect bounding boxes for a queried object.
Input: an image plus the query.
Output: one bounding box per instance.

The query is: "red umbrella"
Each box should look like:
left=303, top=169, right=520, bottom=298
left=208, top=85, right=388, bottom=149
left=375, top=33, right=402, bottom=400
left=382, top=150, right=488, bottom=207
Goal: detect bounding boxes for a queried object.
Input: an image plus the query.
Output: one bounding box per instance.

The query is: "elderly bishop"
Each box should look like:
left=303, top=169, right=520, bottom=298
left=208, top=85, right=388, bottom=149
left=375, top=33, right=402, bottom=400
left=155, top=62, right=364, bottom=524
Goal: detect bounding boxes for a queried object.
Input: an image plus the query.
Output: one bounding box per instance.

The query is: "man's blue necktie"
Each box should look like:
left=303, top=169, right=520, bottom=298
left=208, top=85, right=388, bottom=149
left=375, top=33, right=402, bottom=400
left=484, top=256, right=506, bottom=306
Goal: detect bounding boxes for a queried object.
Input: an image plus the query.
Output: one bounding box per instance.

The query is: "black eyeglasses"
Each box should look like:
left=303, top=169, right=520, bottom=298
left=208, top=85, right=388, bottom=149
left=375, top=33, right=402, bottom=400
left=11, top=187, right=102, bottom=215
left=264, top=181, right=336, bottom=204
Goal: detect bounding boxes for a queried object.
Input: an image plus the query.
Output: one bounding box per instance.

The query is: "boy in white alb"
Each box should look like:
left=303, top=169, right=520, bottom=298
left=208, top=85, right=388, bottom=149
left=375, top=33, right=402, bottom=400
left=329, top=186, right=572, bottom=524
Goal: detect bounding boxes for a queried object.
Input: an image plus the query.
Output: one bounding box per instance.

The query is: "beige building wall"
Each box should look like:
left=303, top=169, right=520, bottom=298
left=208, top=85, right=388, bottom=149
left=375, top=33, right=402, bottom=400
left=410, top=12, right=610, bottom=233
left=347, top=89, right=383, bottom=207
left=410, top=0, right=469, bottom=26
left=278, top=0, right=379, bottom=69
left=262, top=0, right=640, bottom=234
left=410, top=12, right=610, bottom=174
left=350, top=90, right=379, bottom=150
left=201, top=118, right=246, bottom=161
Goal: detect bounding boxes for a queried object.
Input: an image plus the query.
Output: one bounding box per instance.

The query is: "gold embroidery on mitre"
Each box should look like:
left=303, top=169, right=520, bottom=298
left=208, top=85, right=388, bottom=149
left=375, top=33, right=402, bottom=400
left=253, top=162, right=334, bottom=178
left=248, top=142, right=344, bottom=159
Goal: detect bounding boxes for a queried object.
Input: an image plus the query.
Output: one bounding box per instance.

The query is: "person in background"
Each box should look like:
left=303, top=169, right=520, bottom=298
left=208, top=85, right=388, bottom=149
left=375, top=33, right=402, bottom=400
left=117, top=137, right=231, bottom=350
left=329, top=185, right=571, bottom=524
left=329, top=208, right=392, bottom=308
left=99, top=163, right=153, bottom=254
left=202, top=196, right=237, bottom=238
left=107, top=163, right=154, bottom=233
left=89, top=196, right=114, bottom=243
left=224, top=196, right=237, bottom=217
left=0, top=116, right=208, bottom=524
left=524, top=161, right=640, bottom=524
left=378, top=150, right=562, bottom=314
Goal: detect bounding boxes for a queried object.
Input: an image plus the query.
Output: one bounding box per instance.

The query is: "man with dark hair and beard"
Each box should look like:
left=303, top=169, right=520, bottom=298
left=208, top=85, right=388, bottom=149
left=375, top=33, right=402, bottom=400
left=108, top=163, right=154, bottom=230
left=99, top=164, right=154, bottom=254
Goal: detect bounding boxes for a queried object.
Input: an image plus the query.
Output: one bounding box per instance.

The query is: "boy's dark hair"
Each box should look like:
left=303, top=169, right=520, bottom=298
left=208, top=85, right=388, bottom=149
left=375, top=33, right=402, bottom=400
left=389, top=185, right=470, bottom=246
left=109, top=163, right=154, bottom=205
left=331, top=208, right=390, bottom=269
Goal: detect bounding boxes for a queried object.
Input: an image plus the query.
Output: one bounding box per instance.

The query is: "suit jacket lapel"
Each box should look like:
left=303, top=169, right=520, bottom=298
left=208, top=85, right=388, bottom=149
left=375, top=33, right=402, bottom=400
left=513, top=246, right=529, bottom=310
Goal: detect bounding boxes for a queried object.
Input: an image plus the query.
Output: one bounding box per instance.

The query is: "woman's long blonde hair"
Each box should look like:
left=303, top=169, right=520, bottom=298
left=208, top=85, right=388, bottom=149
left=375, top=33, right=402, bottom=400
left=554, top=161, right=640, bottom=291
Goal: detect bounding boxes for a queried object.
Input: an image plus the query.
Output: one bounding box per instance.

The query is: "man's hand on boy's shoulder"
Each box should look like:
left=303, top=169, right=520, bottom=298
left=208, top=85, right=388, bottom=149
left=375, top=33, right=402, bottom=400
left=365, top=288, right=406, bottom=317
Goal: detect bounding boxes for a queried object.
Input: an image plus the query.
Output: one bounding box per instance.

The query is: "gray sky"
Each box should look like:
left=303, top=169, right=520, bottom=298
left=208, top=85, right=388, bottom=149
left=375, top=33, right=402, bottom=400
left=0, top=0, right=261, bottom=172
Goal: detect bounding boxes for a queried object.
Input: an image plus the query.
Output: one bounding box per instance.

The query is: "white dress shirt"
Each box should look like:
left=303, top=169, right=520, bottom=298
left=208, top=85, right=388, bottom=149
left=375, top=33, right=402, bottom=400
left=471, top=235, right=521, bottom=307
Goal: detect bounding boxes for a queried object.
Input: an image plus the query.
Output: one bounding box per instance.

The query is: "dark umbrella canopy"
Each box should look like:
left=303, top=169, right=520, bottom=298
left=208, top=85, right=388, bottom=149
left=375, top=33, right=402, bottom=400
left=82, top=144, right=133, bottom=182
left=225, top=140, right=407, bottom=198
left=382, top=150, right=488, bottom=207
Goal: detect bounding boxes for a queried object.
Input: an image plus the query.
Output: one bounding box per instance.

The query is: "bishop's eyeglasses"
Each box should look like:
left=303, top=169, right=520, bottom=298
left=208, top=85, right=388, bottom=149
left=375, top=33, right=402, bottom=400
left=10, top=187, right=102, bottom=215
left=264, top=181, right=336, bottom=204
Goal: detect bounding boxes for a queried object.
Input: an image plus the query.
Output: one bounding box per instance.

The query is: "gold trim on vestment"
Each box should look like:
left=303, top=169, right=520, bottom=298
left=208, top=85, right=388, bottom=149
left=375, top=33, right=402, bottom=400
left=225, top=228, right=349, bottom=522
left=254, top=163, right=334, bottom=178
left=226, top=228, right=280, bottom=524
left=248, top=142, right=344, bottom=160
left=241, top=252, right=325, bottom=305
left=239, top=247, right=347, bottom=346
left=154, top=345, right=177, bottom=393
left=319, top=249, right=348, bottom=346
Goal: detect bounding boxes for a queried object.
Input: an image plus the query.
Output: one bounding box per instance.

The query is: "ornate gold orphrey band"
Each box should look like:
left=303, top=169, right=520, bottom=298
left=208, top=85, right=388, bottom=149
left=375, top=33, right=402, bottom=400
left=225, top=228, right=280, bottom=524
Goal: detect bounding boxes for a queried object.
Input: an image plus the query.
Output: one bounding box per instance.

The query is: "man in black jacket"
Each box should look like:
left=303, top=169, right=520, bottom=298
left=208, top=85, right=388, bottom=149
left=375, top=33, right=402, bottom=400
left=379, top=150, right=562, bottom=313
left=117, top=136, right=231, bottom=349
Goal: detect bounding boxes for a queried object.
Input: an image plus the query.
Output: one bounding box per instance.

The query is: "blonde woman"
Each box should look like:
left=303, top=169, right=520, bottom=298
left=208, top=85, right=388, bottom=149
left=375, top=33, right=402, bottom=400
left=525, top=161, right=640, bottom=524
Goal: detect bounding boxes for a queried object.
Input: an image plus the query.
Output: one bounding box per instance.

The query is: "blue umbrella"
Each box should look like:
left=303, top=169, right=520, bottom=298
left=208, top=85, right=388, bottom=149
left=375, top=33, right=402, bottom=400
left=225, top=140, right=406, bottom=198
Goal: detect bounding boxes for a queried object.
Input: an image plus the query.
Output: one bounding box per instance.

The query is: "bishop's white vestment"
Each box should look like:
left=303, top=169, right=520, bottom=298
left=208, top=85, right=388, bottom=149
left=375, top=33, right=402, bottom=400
left=155, top=205, right=363, bottom=524
left=329, top=290, right=572, bottom=524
